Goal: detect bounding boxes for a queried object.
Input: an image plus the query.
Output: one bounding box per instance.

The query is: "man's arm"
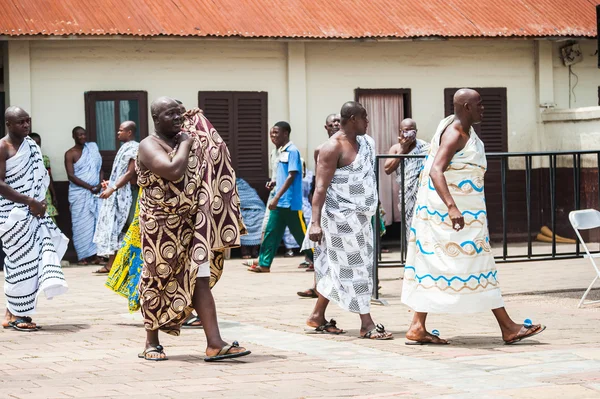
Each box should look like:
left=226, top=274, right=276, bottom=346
left=138, top=134, right=193, bottom=181
left=309, top=141, right=340, bottom=242
left=64, top=150, right=95, bottom=191
left=0, top=142, right=45, bottom=216
left=429, top=126, right=468, bottom=231
left=99, top=159, right=137, bottom=199
left=269, top=171, right=297, bottom=210
left=383, top=144, right=401, bottom=175
left=308, top=146, right=321, bottom=202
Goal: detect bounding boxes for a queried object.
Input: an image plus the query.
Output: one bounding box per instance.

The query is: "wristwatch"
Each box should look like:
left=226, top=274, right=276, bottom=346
left=110, top=185, right=118, bottom=191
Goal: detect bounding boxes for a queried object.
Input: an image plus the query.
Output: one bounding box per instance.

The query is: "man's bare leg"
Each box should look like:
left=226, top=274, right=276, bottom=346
left=492, top=307, right=544, bottom=343
left=306, top=293, right=343, bottom=333
left=93, top=254, right=115, bottom=274
left=405, top=312, right=448, bottom=344
left=192, top=277, right=247, bottom=357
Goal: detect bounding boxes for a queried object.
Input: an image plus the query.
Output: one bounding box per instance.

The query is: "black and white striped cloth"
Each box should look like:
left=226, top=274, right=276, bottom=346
left=0, top=137, right=68, bottom=316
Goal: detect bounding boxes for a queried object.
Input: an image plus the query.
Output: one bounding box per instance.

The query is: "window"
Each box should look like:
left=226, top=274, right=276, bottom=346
left=84, top=91, right=148, bottom=174
left=355, top=88, right=412, bottom=225
left=198, top=91, right=269, bottom=201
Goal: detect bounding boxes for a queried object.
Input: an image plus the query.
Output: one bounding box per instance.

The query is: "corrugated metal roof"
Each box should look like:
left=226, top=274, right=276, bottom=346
left=1, top=0, right=598, bottom=38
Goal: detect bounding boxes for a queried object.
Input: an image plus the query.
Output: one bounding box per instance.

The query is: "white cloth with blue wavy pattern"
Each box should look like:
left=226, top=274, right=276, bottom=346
left=401, top=115, right=504, bottom=313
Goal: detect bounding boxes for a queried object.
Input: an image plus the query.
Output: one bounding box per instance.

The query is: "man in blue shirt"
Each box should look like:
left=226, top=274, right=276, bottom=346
left=248, top=121, right=313, bottom=273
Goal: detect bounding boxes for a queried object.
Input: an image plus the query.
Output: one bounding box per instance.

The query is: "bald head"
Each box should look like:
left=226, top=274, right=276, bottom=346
left=340, top=102, right=366, bottom=124
left=5, top=106, right=29, bottom=122
left=118, top=120, right=137, bottom=142
left=453, top=89, right=480, bottom=109
left=399, top=118, right=417, bottom=131
left=151, top=96, right=184, bottom=137
left=5, top=106, right=31, bottom=139
left=340, top=101, right=368, bottom=135
left=151, top=96, right=178, bottom=117
left=453, top=88, right=484, bottom=125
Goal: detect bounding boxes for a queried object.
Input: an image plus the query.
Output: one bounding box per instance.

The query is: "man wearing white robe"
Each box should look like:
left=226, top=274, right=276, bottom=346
left=0, top=107, right=68, bottom=331
left=305, top=102, right=392, bottom=340
left=401, top=89, right=545, bottom=345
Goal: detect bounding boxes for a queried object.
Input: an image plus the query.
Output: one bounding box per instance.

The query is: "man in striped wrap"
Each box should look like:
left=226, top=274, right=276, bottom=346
left=0, top=107, right=68, bottom=331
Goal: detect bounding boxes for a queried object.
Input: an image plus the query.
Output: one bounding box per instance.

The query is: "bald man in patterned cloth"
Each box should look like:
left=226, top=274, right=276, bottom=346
left=401, top=89, right=545, bottom=345
left=136, top=97, right=250, bottom=361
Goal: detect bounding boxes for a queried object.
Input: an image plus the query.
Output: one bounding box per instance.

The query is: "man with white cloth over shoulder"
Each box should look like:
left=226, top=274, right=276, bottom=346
left=0, top=107, right=68, bottom=331
left=304, top=101, right=392, bottom=340
left=401, top=89, right=545, bottom=345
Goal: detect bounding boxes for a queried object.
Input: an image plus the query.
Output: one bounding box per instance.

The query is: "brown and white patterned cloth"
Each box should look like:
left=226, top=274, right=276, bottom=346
left=137, top=108, right=246, bottom=335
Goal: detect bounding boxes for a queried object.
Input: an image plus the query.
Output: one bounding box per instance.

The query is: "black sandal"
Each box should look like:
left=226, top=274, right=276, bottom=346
left=360, top=323, right=393, bottom=340
left=296, top=288, right=318, bottom=298
left=182, top=315, right=203, bottom=329
left=204, top=341, right=251, bottom=362
left=138, top=345, right=168, bottom=361
left=305, top=318, right=346, bottom=335
left=4, top=318, right=39, bottom=332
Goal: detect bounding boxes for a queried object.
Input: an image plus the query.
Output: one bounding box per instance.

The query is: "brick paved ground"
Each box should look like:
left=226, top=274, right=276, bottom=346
left=1, top=253, right=599, bottom=399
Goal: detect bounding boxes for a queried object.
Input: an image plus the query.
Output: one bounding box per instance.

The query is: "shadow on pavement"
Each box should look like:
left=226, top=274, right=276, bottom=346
left=35, top=323, right=91, bottom=332
left=445, top=335, right=549, bottom=348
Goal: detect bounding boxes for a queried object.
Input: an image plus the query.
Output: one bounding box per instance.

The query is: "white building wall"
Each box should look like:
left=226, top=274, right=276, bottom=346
left=27, top=40, right=288, bottom=180
left=542, top=106, right=600, bottom=167
left=553, top=40, right=600, bottom=110
left=9, top=38, right=596, bottom=179
left=304, top=40, right=539, bottom=169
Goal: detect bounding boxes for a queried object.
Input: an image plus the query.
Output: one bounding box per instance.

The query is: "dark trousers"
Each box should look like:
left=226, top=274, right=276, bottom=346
left=258, top=207, right=313, bottom=268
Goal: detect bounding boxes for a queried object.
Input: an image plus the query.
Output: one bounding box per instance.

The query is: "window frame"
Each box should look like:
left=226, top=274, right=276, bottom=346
left=84, top=90, right=149, bottom=173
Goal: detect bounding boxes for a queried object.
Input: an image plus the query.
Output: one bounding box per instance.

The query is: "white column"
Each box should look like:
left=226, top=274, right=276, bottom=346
left=287, top=42, right=308, bottom=160
left=536, top=40, right=555, bottom=107
left=7, top=41, right=32, bottom=111
left=533, top=40, right=555, bottom=156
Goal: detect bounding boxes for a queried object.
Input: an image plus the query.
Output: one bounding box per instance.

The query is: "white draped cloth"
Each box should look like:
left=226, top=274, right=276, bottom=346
left=309, top=135, right=378, bottom=314
left=68, top=142, right=102, bottom=260
left=93, top=141, right=139, bottom=256
left=401, top=115, right=504, bottom=313
left=0, top=137, right=68, bottom=316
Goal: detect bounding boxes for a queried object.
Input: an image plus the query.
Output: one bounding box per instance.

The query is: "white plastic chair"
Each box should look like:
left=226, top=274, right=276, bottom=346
left=569, top=209, right=600, bottom=308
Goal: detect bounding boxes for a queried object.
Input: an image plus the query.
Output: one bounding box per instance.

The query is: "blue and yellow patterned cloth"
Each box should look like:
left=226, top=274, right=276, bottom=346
left=105, top=191, right=142, bottom=312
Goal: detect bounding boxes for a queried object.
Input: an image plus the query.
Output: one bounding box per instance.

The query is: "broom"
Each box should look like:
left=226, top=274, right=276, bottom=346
left=535, top=226, right=576, bottom=244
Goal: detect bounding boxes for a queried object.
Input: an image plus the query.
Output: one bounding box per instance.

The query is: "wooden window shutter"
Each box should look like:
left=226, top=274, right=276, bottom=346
left=198, top=92, right=234, bottom=147
left=444, top=88, right=507, bottom=152
left=199, top=91, right=269, bottom=201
